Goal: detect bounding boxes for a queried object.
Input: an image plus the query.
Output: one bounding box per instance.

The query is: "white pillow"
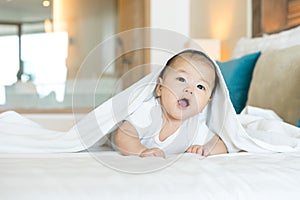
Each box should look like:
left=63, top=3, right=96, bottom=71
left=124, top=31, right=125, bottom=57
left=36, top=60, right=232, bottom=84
left=232, top=25, right=300, bottom=59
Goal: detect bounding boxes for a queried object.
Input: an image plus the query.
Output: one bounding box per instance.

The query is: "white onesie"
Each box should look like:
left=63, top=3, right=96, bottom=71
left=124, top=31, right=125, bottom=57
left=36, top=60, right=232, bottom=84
left=124, top=97, right=215, bottom=155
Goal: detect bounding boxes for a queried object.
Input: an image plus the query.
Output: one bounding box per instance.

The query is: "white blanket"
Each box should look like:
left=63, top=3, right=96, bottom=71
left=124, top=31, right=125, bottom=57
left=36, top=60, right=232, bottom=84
left=0, top=49, right=299, bottom=153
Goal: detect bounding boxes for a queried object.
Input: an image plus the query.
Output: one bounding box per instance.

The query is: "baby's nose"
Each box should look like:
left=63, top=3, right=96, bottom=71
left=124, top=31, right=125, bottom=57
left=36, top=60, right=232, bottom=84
left=184, top=88, right=193, bottom=95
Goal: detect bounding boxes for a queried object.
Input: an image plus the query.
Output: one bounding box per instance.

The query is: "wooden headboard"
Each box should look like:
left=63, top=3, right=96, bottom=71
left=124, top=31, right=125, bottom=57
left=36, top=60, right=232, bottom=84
left=252, top=0, right=300, bottom=36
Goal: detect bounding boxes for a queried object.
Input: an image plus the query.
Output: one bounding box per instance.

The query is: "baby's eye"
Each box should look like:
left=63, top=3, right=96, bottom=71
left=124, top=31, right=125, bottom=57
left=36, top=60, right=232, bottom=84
left=197, top=84, right=205, bottom=90
left=176, top=77, right=186, bottom=82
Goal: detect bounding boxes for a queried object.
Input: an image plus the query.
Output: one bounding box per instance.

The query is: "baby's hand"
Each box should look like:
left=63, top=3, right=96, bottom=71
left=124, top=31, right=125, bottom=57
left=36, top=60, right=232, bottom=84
left=186, top=145, right=208, bottom=156
left=140, top=148, right=166, bottom=158
left=186, top=136, right=227, bottom=156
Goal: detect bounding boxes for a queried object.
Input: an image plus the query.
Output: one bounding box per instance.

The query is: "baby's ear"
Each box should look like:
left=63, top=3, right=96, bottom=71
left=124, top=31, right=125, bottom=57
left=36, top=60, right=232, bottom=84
left=155, top=77, right=163, bottom=97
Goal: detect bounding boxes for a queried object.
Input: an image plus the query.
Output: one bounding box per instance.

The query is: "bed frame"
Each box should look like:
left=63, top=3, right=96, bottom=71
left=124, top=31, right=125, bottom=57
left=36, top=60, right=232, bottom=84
left=252, top=0, right=300, bottom=36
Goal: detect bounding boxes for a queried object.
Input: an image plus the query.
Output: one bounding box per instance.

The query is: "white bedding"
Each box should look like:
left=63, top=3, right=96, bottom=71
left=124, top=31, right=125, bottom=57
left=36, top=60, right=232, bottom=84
left=1, top=151, right=300, bottom=200
left=1, top=49, right=299, bottom=200
left=0, top=50, right=299, bottom=154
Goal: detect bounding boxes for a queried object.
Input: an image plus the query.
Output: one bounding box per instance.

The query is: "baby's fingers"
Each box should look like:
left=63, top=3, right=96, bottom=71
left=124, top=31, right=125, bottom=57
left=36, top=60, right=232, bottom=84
left=186, top=146, right=193, bottom=153
left=153, top=149, right=166, bottom=158
left=140, top=148, right=165, bottom=158
left=196, top=146, right=204, bottom=155
left=202, top=147, right=211, bottom=157
left=186, top=145, right=204, bottom=155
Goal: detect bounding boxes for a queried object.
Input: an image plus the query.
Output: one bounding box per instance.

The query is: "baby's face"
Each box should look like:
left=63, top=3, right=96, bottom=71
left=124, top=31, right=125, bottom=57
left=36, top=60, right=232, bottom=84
left=156, top=56, right=215, bottom=122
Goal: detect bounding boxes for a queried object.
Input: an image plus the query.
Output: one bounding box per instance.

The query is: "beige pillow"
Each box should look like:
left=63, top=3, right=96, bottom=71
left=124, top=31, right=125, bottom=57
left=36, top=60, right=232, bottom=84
left=247, top=45, right=300, bottom=125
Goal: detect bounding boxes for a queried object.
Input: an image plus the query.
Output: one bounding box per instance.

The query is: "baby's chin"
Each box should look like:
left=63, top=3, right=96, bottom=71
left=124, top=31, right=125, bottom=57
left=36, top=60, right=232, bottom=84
left=170, top=111, right=197, bottom=122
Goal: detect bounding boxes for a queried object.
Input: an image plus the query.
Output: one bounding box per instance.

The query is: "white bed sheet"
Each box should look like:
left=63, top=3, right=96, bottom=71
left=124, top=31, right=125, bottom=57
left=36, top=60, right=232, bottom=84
left=1, top=151, right=300, bottom=200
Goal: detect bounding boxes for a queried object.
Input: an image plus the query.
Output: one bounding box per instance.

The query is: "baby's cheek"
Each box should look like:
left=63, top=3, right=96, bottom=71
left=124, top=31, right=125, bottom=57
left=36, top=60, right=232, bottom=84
left=194, top=99, right=207, bottom=113
left=164, top=86, right=177, bottom=96
left=169, top=89, right=182, bottom=100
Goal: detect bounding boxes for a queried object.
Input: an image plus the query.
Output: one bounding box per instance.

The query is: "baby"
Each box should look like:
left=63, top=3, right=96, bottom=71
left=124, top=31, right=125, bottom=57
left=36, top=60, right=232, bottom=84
left=114, top=50, right=227, bottom=158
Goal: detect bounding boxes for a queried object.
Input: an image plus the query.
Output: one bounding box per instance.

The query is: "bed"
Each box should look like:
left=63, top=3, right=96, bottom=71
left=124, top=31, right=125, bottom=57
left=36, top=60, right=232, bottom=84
left=1, top=12, right=300, bottom=200
left=1, top=113, right=300, bottom=199
left=0, top=115, right=299, bottom=199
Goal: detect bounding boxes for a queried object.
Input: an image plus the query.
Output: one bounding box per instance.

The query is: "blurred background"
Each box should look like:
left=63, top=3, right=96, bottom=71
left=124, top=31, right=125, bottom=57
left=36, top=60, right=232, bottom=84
left=0, top=0, right=297, bottom=113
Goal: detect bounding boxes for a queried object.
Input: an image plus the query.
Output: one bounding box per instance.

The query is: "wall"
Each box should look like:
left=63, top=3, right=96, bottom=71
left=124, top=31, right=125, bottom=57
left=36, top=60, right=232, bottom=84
left=149, top=0, right=191, bottom=66
left=53, top=0, right=117, bottom=79
left=189, top=0, right=251, bottom=60
left=150, top=0, right=190, bottom=36
left=52, top=0, right=251, bottom=77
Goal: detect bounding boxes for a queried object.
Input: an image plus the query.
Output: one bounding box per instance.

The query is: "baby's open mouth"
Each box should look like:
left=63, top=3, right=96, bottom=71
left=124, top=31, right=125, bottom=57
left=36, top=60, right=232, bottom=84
left=178, top=98, right=189, bottom=108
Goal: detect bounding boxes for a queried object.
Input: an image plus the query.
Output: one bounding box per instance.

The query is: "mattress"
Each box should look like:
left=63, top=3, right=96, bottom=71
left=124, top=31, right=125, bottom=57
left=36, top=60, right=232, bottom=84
left=1, top=150, right=300, bottom=200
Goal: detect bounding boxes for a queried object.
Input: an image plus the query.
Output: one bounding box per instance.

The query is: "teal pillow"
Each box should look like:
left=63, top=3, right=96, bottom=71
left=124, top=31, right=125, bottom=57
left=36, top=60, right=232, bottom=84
left=217, top=52, right=261, bottom=114
left=297, top=117, right=300, bottom=128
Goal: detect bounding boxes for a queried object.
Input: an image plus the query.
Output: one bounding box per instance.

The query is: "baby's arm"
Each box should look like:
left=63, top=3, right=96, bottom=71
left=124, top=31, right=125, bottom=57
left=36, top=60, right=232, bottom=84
left=114, top=121, right=165, bottom=158
left=186, top=135, right=227, bottom=156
